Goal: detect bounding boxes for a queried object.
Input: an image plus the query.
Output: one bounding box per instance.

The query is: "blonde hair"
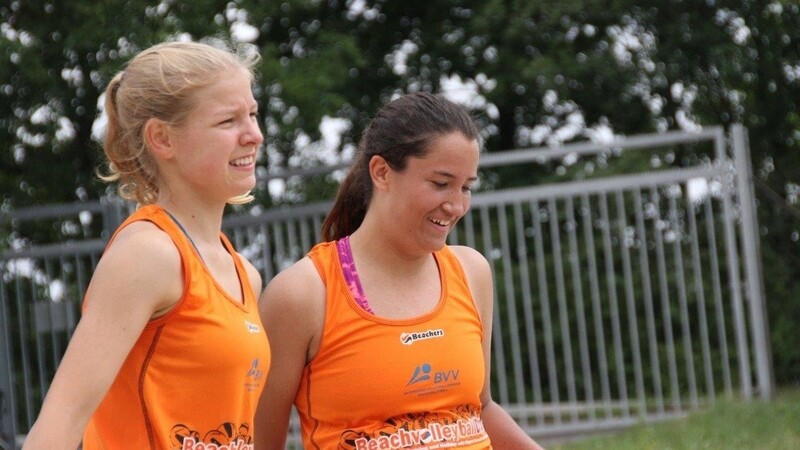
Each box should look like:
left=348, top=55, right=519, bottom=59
left=100, top=40, right=261, bottom=205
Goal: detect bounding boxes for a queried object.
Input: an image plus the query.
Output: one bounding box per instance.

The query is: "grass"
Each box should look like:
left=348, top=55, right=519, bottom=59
left=550, top=387, right=800, bottom=450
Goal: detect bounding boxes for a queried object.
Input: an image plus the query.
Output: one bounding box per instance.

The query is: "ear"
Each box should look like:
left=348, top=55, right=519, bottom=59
left=368, top=154, right=391, bottom=191
left=143, top=118, right=176, bottom=160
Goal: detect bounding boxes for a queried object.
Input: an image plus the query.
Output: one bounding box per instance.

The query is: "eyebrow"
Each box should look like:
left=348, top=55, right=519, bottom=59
left=211, top=103, right=259, bottom=116
left=434, top=170, right=478, bottom=182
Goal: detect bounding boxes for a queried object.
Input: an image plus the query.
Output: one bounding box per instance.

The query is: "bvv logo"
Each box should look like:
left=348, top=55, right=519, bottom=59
left=406, top=362, right=459, bottom=386
left=407, top=363, right=432, bottom=385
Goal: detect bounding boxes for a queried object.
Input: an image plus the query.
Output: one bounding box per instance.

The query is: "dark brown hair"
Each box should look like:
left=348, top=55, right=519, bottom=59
left=321, top=92, right=479, bottom=241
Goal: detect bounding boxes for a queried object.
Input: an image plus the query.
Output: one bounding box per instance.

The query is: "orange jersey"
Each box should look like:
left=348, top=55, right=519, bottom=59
left=82, top=205, right=270, bottom=450
left=297, top=241, right=491, bottom=450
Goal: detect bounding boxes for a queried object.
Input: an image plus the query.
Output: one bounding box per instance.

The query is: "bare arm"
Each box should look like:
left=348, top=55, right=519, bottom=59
left=254, top=258, right=325, bottom=450
left=451, top=245, right=546, bottom=450
left=22, top=223, right=183, bottom=450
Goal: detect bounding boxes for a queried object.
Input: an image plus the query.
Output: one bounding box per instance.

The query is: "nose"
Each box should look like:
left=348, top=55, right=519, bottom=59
left=241, top=119, right=264, bottom=147
left=443, top=192, right=469, bottom=217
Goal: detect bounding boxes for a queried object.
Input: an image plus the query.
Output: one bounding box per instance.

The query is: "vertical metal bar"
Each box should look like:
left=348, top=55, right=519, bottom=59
left=71, top=254, right=87, bottom=340
left=531, top=200, right=560, bottom=423
left=599, top=193, right=629, bottom=418
left=230, top=226, right=244, bottom=251
left=30, top=274, right=48, bottom=422
left=686, top=191, right=716, bottom=402
left=580, top=194, right=612, bottom=418
left=730, top=124, right=773, bottom=400
left=632, top=189, right=664, bottom=414
left=14, top=275, right=34, bottom=427
left=547, top=198, right=578, bottom=422
left=299, top=217, right=311, bottom=253
left=496, top=205, right=528, bottom=424
left=286, top=220, right=299, bottom=263
left=312, top=214, right=323, bottom=245
left=479, top=205, right=510, bottom=405
left=463, top=210, right=476, bottom=249
left=650, top=187, right=681, bottom=412
left=704, top=198, right=733, bottom=397
left=259, top=224, right=274, bottom=282
left=272, top=222, right=286, bottom=272
left=667, top=194, right=698, bottom=408
left=615, top=190, right=646, bottom=416
left=720, top=176, right=752, bottom=398
left=43, top=259, right=60, bottom=373
left=564, top=197, right=595, bottom=422
left=512, top=202, right=545, bottom=424
left=448, top=216, right=460, bottom=244
left=0, top=269, right=18, bottom=448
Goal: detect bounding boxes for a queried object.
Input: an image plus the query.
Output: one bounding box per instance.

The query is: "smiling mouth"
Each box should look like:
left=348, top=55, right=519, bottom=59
left=230, top=155, right=255, bottom=167
left=429, top=217, right=450, bottom=227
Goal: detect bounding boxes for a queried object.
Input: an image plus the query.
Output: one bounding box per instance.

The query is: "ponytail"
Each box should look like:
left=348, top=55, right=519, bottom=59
left=321, top=159, right=371, bottom=241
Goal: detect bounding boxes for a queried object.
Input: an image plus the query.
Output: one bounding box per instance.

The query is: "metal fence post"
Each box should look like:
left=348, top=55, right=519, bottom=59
left=0, top=277, right=17, bottom=449
left=730, top=124, right=774, bottom=400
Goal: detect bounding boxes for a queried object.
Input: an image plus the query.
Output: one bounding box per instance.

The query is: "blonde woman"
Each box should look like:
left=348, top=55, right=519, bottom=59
left=23, top=41, right=269, bottom=450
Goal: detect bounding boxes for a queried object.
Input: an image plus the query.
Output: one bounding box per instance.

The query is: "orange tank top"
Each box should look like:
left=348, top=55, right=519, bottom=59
left=82, top=205, right=270, bottom=450
left=297, top=241, right=491, bottom=450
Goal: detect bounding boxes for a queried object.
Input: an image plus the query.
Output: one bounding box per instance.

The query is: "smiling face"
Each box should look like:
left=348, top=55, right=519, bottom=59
left=384, top=132, right=480, bottom=254
left=166, top=68, right=263, bottom=203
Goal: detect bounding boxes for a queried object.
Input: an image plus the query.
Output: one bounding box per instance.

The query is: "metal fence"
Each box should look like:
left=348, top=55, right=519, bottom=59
left=0, top=125, right=772, bottom=448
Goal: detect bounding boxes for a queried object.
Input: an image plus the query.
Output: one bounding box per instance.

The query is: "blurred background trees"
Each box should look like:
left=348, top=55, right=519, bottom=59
left=2, top=0, right=798, bottom=385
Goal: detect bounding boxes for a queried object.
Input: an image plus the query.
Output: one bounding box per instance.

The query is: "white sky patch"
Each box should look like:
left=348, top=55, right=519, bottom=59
left=79, top=210, right=93, bottom=226
left=517, top=90, right=595, bottom=147
left=687, top=178, right=708, bottom=203
left=786, top=182, right=800, bottom=204
left=61, top=67, right=84, bottom=88
left=320, top=116, right=352, bottom=156
left=440, top=73, right=499, bottom=119
left=767, top=2, right=783, bottom=15
left=49, top=279, right=65, bottom=302
left=16, top=126, right=47, bottom=147
left=386, top=40, right=418, bottom=76
left=267, top=178, right=286, bottom=200
left=225, top=5, right=259, bottom=42
left=346, top=0, right=380, bottom=21
left=231, top=22, right=259, bottom=43
left=269, top=116, right=354, bottom=201
left=586, top=122, right=615, bottom=145
left=91, top=92, right=107, bottom=142
left=5, top=259, right=35, bottom=278
left=715, top=9, right=751, bottom=45
left=676, top=110, right=703, bottom=133
left=784, top=63, right=800, bottom=83
left=30, top=105, right=54, bottom=125
left=1, top=22, right=18, bottom=41
left=607, top=22, right=656, bottom=67
left=56, top=117, right=76, bottom=142
left=670, top=82, right=703, bottom=132
left=116, top=37, right=137, bottom=59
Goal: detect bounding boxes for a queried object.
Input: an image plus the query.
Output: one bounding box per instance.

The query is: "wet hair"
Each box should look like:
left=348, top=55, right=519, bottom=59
left=100, top=40, right=260, bottom=205
left=321, top=92, right=479, bottom=241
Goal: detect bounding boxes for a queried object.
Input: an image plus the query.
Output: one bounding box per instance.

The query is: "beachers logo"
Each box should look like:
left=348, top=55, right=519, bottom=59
left=399, top=328, right=444, bottom=345
left=244, top=320, right=260, bottom=334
